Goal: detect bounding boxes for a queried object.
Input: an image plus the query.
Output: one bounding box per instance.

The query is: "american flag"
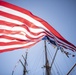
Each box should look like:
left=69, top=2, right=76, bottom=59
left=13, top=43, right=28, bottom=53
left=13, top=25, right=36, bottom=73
left=0, top=1, right=76, bottom=53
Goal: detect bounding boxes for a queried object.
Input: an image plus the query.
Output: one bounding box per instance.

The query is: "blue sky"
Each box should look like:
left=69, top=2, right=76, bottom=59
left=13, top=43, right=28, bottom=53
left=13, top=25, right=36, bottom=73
left=0, top=0, right=76, bottom=75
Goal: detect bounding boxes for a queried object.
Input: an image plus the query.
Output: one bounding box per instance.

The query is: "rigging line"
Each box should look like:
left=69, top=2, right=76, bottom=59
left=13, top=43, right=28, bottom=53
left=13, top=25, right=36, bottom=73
left=45, top=39, right=59, bottom=75
left=46, top=43, right=63, bottom=75
left=43, top=39, right=60, bottom=75
left=12, top=50, right=27, bottom=75
left=54, top=64, right=60, bottom=75
left=62, top=52, right=71, bottom=69
left=43, top=41, right=45, bottom=75
left=12, top=60, right=20, bottom=75
left=61, top=49, right=76, bottom=72
left=31, top=41, right=44, bottom=74
left=46, top=44, right=54, bottom=62
left=46, top=42, right=57, bottom=64
left=34, top=49, right=44, bottom=71
left=47, top=46, right=58, bottom=74
left=47, top=39, right=64, bottom=75
left=46, top=40, right=55, bottom=60
left=61, top=52, right=75, bottom=75
left=50, top=47, right=59, bottom=74
left=69, top=56, right=76, bottom=64
left=51, top=66, right=57, bottom=75
left=67, top=64, right=76, bottom=75
left=53, top=60, right=63, bottom=75
left=53, top=51, right=67, bottom=75
left=42, top=40, right=51, bottom=75
left=42, top=55, right=45, bottom=75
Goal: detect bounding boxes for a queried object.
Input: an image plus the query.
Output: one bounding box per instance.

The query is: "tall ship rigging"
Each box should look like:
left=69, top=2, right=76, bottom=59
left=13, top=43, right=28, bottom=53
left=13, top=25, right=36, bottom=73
left=12, top=36, right=76, bottom=75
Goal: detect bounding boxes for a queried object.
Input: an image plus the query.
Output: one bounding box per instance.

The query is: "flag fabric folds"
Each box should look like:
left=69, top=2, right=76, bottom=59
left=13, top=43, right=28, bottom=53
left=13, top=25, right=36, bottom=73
left=0, top=1, right=76, bottom=53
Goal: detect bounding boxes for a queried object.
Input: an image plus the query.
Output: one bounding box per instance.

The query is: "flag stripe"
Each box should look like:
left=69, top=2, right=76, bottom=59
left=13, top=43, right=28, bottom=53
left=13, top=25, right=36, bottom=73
left=0, top=1, right=76, bottom=53
left=0, top=25, right=45, bottom=38
left=1, top=2, right=75, bottom=49
left=0, top=16, right=23, bottom=25
left=48, top=32, right=76, bottom=51
left=0, top=20, right=45, bottom=33
left=0, top=42, right=37, bottom=53
left=0, top=11, right=39, bottom=28
left=0, top=38, right=17, bottom=42
left=0, top=6, right=46, bottom=29
left=0, top=35, right=44, bottom=43
left=0, top=41, right=38, bottom=52
left=0, top=35, right=28, bottom=41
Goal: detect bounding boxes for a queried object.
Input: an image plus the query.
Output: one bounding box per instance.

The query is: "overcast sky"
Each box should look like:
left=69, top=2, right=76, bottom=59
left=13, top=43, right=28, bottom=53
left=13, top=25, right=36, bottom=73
left=0, top=0, right=76, bottom=75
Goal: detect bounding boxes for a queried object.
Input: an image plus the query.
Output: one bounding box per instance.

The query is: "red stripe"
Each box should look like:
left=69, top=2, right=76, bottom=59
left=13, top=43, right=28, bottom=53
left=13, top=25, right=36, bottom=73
left=0, top=25, right=44, bottom=36
left=0, top=34, right=44, bottom=43
left=57, top=40, right=76, bottom=51
left=0, top=25, right=45, bottom=39
left=0, top=1, right=65, bottom=39
left=1, top=11, right=39, bottom=28
left=26, top=34, right=45, bottom=40
left=0, top=1, right=76, bottom=52
left=0, top=35, right=28, bottom=41
left=0, top=20, right=21, bottom=27
left=0, top=41, right=34, bottom=46
left=0, top=35, right=19, bottom=40
left=1, top=1, right=75, bottom=48
left=0, top=42, right=38, bottom=53
left=47, top=32, right=76, bottom=51
left=0, top=29, right=21, bottom=35
left=0, top=1, right=34, bottom=17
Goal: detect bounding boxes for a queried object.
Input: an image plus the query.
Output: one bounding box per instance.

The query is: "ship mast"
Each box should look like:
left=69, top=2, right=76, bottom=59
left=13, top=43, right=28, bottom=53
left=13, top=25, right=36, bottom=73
left=44, top=39, right=51, bottom=75
left=43, top=37, right=59, bottom=75
left=19, top=50, right=28, bottom=75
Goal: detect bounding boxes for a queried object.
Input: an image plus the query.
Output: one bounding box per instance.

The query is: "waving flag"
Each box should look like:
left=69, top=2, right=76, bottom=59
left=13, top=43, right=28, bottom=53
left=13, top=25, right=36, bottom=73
left=0, top=1, right=76, bottom=53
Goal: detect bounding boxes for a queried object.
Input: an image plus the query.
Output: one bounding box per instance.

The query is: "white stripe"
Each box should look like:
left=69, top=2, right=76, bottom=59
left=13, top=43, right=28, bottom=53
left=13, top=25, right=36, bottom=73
left=0, top=33, right=45, bottom=40
left=1, top=6, right=49, bottom=31
left=29, top=28, right=44, bottom=33
left=0, top=25, right=45, bottom=38
left=0, top=25, right=44, bottom=33
left=0, top=16, right=23, bottom=24
left=0, top=42, right=35, bottom=50
left=0, top=34, right=29, bottom=40
left=0, top=38, right=17, bottom=42
left=0, top=25, right=12, bottom=30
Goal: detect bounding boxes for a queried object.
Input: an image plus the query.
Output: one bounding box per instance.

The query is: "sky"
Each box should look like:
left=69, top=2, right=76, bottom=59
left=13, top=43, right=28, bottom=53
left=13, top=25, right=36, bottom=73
left=0, top=0, right=76, bottom=75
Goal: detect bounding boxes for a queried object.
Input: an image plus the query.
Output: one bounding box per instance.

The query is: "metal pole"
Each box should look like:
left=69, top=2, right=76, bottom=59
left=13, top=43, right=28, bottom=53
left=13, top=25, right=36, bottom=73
left=50, top=47, right=59, bottom=74
left=67, top=64, right=76, bottom=75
